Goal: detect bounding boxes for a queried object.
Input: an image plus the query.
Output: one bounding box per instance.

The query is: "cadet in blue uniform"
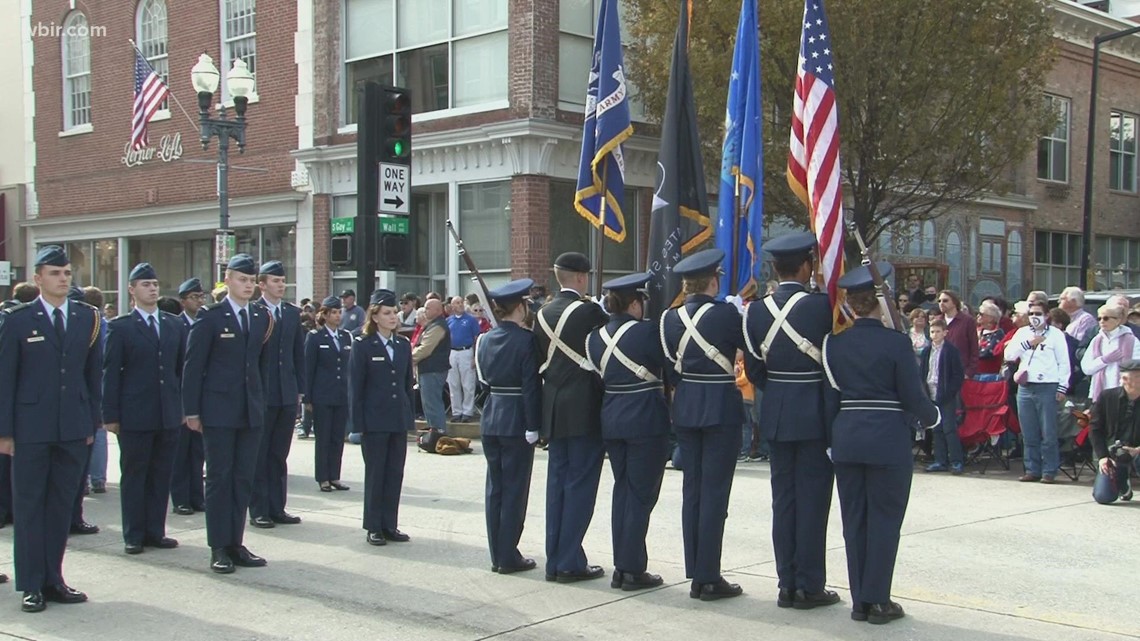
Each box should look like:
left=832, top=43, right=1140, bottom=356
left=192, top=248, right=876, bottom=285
left=0, top=246, right=100, bottom=612
left=742, top=232, right=840, bottom=610
left=182, top=254, right=273, bottom=574
left=586, top=272, right=670, bottom=591
left=350, top=289, right=415, bottom=546
left=821, top=263, right=941, bottom=625
left=475, top=279, right=541, bottom=574
left=171, top=278, right=207, bottom=515
left=535, top=252, right=609, bottom=583
left=250, top=261, right=306, bottom=528
left=659, top=248, right=746, bottom=601
left=102, top=263, right=185, bottom=555
left=304, top=296, right=352, bottom=493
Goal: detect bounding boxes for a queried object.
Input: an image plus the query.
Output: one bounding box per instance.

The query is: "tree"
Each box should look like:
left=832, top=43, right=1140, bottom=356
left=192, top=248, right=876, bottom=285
left=624, top=0, right=1056, bottom=245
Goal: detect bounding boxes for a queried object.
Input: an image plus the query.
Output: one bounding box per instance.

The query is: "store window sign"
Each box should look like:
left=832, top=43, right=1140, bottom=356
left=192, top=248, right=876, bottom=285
left=121, top=132, right=184, bottom=168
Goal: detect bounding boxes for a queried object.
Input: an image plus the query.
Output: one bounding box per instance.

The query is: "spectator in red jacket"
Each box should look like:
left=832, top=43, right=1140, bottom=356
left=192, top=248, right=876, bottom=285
left=937, top=290, right=978, bottom=377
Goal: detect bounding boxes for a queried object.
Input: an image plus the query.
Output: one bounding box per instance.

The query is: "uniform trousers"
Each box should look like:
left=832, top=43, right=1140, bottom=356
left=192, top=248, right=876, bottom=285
left=605, top=436, right=669, bottom=574
left=447, top=349, right=477, bottom=418
left=768, top=438, right=833, bottom=592
left=202, top=426, right=261, bottom=549
left=675, top=425, right=741, bottom=584
left=483, top=435, right=534, bottom=568
left=313, top=404, right=348, bottom=483
left=12, top=439, right=87, bottom=591
left=361, top=432, right=407, bottom=532
left=834, top=461, right=913, bottom=606
left=545, top=435, right=605, bottom=575
left=170, top=426, right=205, bottom=510
left=118, top=429, right=178, bottom=545
left=250, top=404, right=297, bottom=519
left=0, top=454, right=11, bottom=523
left=71, top=442, right=92, bottom=527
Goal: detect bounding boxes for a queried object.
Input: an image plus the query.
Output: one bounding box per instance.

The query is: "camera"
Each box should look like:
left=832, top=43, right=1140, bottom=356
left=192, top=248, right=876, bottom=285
left=1109, top=440, right=1133, bottom=465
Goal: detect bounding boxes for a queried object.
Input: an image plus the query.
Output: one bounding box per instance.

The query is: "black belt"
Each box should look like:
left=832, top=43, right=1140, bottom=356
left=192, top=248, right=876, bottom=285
left=452, top=345, right=473, bottom=351
left=840, top=399, right=903, bottom=412
left=767, top=369, right=823, bottom=384
left=605, top=381, right=664, bottom=395
left=490, top=385, right=522, bottom=396
left=679, top=372, right=735, bottom=384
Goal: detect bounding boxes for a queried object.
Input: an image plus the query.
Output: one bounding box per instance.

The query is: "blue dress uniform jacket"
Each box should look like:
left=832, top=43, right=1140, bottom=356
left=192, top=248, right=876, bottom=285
left=170, top=313, right=205, bottom=511
left=305, top=326, right=351, bottom=484
left=257, top=300, right=306, bottom=406
left=535, top=291, right=608, bottom=439
left=822, top=317, right=940, bottom=607
left=0, top=299, right=103, bottom=592
left=182, top=302, right=272, bottom=429
left=102, top=310, right=185, bottom=431
left=661, top=294, right=746, bottom=429
left=476, top=321, right=541, bottom=570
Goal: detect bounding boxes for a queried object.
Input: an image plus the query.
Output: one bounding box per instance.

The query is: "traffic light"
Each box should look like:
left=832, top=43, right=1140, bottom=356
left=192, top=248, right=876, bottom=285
left=381, top=86, right=411, bottom=163
left=330, top=234, right=352, bottom=266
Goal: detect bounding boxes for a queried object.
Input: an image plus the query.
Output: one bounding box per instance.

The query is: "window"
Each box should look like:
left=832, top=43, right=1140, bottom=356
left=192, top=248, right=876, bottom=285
left=1007, top=230, right=1023, bottom=301
left=558, top=0, right=645, bottom=119
left=549, top=180, right=641, bottom=279
left=459, top=181, right=512, bottom=272
left=342, top=0, right=508, bottom=124
left=222, top=0, right=257, bottom=99
left=877, top=220, right=934, bottom=257
left=62, top=12, right=92, bottom=130
left=945, top=230, right=963, bottom=293
left=979, top=218, right=1005, bottom=274
left=1033, top=230, right=1082, bottom=295
left=1038, top=94, right=1069, bottom=183
left=1094, top=235, right=1140, bottom=289
left=1110, top=111, right=1137, bottom=192
left=136, top=0, right=169, bottom=115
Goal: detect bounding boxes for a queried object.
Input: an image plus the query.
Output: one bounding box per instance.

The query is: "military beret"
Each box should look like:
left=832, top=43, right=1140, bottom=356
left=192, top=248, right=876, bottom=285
left=259, top=260, right=286, bottom=277
left=320, top=296, right=342, bottom=309
left=369, top=288, right=397, bottom=307
left=340, top=289, right=356, bottom=298
left=764, top=231, right=817, bottom=257
left=488, top=278, right=534, bottom=303
left=128, top=262, right=158, bottom=282
left=178, top=278, right=204, bottom=297
left=226, top=253, right=258, bottom=275
left=837, top=261, right=893, bottom=292
left=34, top=245, right=69, bottom=267
left=674, top=248, right=725, bottom=278
left=602, top=272, right=651, bottom=293
left=1120, top=359, right=1140, bottom=372
left=67, top=284, right=85, bottom=302
left=553, top=252, right=591, bottom=273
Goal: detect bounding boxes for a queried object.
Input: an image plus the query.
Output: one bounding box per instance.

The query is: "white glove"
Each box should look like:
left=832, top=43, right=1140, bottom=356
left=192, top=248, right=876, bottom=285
left=525, top=431, right=540, bottom=445
left=826, top=447, right=833, bottom=462
left=725, top=295, right=745, bottom=315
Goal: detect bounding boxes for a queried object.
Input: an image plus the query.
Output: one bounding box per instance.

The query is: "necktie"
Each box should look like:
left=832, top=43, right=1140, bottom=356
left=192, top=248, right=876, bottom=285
left=148, top=314, right=159, bottom=340
left=275, top=306, right=281, bottom=324
left=239, top=308, right=249, bottom=337
left=384, top=338, right=394, bottom=361
left=332, top=330, right=340, bottom=352
left=53, top=308, right=65, bottom=340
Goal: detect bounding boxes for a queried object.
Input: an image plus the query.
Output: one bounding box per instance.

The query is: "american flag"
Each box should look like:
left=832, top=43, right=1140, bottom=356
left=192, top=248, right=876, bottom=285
left=787, top=0, right=846, bottom=325
left=131, top=50, right=169, bottom=150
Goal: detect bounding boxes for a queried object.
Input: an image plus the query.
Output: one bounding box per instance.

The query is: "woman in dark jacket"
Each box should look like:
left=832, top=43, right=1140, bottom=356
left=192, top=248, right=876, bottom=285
left=304, top=296, right=352, bottom=493
left=475, top=278, right=541, bottom=574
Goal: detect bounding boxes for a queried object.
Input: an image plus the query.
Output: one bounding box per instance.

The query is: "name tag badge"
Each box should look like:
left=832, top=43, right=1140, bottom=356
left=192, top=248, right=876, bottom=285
left=26, top=336, right=45, bottom=343
left=319, top=344, right=330, bottom=349
left=372, top=356, right=386, bottom=362
left=220, top=333, right=235, bottom=339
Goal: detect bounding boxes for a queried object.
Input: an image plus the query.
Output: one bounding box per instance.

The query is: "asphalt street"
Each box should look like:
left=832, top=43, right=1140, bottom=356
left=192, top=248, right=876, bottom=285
left=0, top=436, right=1129, bottom=641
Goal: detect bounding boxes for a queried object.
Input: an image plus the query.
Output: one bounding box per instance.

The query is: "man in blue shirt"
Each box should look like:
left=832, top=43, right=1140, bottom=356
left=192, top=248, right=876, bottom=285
left=447, top=296, right=482, bottom=423
left=340, top=289, right=365, bottom=334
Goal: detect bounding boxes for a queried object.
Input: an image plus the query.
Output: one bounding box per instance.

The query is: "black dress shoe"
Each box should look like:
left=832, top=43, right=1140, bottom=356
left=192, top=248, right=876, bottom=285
left=271, top=512, right=302, bottom=525
left=556, top=565, right=605, bottom=583
left=210, top=548, right=235, bottom=574
left=698, top=578, right=744, bottom=601
left=43, top=584, right=87, bottom=604
left=319, top=483, right=333, bottom=492
left=69, top=521, right=100, bottom=535
left=21, top=591, right=45, bottom=613
left=125, top=543, right=145, bottom=555
left=330, top=481, right=350, bottom=491
left=250, top=516, right=276, bottom=529
left=793, top=588, right=841, bottom=610
left=144, top=537, right=179, bottom=549
left=0, top=572, right=7, bottom=584
left=381, top=528, right=410, bottom=542
left=192, top=504, right=207, bottom=512
left=617, top=571, right=663, bottom=591
left=227, top=546, right=267, bottom=568
left=777, top=588, right=795, bottom=608
left=496, top=558, right=537, bottom=575
left=867, top=601, right=905, bottom=625
left=173, top=505, right=194, bottom=516
left=366, top=531, right=387, bottom=546
left=851, top=602, right=870, bottom=622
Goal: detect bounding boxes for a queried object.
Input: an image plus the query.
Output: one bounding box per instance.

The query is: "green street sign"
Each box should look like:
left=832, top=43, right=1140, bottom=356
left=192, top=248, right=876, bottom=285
left=330, top=217, right=355, bottom=234
left=380, top=216, right=409, bottom=235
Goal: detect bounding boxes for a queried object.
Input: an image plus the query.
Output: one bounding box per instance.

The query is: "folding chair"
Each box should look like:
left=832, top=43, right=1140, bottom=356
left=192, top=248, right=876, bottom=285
left=959, top=379, right=1013, bottom=473
left=1059, top=408, right=1097, bottom=482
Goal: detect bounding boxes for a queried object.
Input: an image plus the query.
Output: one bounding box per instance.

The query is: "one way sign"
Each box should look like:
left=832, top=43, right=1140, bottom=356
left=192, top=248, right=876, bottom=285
left=378, top=162, right=410, bottom=215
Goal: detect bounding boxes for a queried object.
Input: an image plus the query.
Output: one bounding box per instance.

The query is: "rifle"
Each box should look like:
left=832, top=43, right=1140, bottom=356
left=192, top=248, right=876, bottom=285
left=846, top=217, right=904, bottom=332
left=445, top=219, right=497, bottom=328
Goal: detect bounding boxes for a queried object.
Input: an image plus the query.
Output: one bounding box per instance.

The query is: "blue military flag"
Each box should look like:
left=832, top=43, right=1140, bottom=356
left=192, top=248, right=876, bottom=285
left=574, top=0, right=633, bottom=243
left=717, top=0, right=764, bottom=298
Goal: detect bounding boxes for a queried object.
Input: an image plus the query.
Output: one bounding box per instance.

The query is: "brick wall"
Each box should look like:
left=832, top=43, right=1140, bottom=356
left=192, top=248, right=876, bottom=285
left=510, top=174, right=550, bottom=281
left=32, top=0, right=297, bottom=219
left=312, top=193, right=331, bottom=299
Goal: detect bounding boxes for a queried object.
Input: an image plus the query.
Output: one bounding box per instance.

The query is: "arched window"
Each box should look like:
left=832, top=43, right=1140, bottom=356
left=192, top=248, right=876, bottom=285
left=946, top=230, right=963, bottom=293
left=62, top=12, right=92, bottom=130
left=1007, top=230, right=1023, bottom=301
left=921, top=221, right=935, bottom=257
left=136, top=0, right=169, bottom=114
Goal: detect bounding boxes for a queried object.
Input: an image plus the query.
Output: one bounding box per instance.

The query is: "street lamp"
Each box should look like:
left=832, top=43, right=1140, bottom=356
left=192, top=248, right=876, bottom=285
left=192, top=53, right=255, bottom=281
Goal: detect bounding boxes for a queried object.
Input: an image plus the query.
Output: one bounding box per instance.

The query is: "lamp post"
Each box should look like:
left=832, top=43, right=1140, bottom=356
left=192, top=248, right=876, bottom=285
left=1080, top=24, right=1140, bottom=291
left=191, top=53, right=255, bottom=282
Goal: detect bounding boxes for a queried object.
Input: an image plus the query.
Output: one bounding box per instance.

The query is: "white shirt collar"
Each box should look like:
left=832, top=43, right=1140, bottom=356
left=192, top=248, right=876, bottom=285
left=225, top=296, right=248, bottom=317
left=38, top=296, right=68, bottom=318
left=136, top=307, right=160, bottom=324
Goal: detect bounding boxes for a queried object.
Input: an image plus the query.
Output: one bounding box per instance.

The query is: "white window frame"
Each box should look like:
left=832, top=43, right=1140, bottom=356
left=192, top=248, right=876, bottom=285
left=1110, top=110, right=1137, bottom=193
left=61, top=11, right=93, bottom=134
left=556, top=0, right=645, bottom=121
left=1038, top=94, right=1069, bottom=183
left=220, top=0, right=258, bottom=103
left=136, top=0, right=171, bottom=120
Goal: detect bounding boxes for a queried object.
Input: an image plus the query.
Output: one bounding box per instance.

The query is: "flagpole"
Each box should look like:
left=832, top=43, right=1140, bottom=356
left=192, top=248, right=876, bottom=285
left=129, top=39, right=201, bottom=132
left=731, top=174, right=743, bottom=295
left=595, top=163, right=608, bottom=296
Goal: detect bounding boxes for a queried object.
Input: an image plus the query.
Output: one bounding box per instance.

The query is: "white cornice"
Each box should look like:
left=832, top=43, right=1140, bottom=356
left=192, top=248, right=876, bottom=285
left=1051, top=0, right=1140, bottom=62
